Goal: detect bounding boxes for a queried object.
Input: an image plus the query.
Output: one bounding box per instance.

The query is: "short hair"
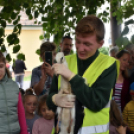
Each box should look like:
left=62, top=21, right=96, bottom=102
left=40, top=42, right=56, bottom=56
left=75, top=15, right=105, bottom=43
left=38, top=94, right=48, bottom=116
left=109, top=46, right=119, bottom=54
left=125, top=44, right=134, bottom=51
left=61, top=36, right=72, bottom=43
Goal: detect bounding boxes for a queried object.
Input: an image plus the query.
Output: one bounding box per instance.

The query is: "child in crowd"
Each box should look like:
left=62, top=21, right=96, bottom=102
left=32, top=94, right=55, bottom=134
left=110, top=100, right=127, bottom=134
left=24, top=88, right=39, bottom=134
left=123, top=82, right=134, bottom=134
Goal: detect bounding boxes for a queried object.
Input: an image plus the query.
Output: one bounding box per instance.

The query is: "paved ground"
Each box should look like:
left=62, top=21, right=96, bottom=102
left=23, top=81, right=31, bottom=90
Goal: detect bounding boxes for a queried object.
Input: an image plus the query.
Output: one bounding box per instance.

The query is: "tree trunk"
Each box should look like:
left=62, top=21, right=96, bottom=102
left=110, top=1, right=121, bottom=46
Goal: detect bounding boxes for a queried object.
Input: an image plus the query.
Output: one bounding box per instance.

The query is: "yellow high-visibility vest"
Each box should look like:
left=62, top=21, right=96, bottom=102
left=58, top=53, right=119, bottom=134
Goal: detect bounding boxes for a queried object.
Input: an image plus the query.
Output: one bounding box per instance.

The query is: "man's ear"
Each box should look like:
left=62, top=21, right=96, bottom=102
left=98, top=40, right=104, bottom=49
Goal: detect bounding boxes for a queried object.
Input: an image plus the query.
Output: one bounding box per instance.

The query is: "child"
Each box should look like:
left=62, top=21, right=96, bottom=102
left=24, top=88, right=39, bottom=134
left=0, top=51, right=28, bottom=134
left=32, top=94, right=55, bottom=134
left=110, top=100, right=127, bottom=134
left=123, top=82, right=134, bottom=134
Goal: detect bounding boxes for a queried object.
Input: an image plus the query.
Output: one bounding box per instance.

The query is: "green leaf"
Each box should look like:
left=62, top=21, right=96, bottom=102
left=17, top=24, right=22, bottom=34
left=14, top=38, right=20, bottom=44
left=42, top=17, right=48, bottom=22
left=28, top=14, right=33, bottom=20
left=36, top=49, right=40, bottom=55
left=7, top=33, right=18, bottom=45
left=115, top=36, right=123, bottom=47
left=39, top=35, right=44, bottom=40
left=0, top=19, right=6, bottom=28
left=131, top=35, right=134, bottom=44
left=26, top=8, right=31, bottom=16
left=17, top=53, right=25, bottom=61
left=13, top=45, right=20, bottom=53
left=121, top=26, right=129, bottom=36
left=6, top=54, right=12, bottom=62
left=125, top=19, right=134, bottom=26
left=23, top=3, right=29, bottom=8
left=1, top=45, right=6, bottom=52
left=11, top=12, right=18, bottom=20
left=0, top=27, right=5, bottom=38
left=13, top=19, right=18, bottom=25
left=0, top=38, right=4, bottom=45
left=34, top=11, right=39, bottom=18
left=122, top=37, right=129, bottom=47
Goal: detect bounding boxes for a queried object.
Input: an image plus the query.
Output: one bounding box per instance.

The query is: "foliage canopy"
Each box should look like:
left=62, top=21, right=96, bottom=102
left=0, top=0, right=134, bottom=61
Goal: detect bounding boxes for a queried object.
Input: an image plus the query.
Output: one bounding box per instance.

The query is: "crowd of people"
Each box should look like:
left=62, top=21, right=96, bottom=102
left=0, top=15, right=134, bottom=134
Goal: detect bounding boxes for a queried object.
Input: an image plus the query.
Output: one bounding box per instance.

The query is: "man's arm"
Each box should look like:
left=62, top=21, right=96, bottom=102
left=22, top=61, right=27, bottom=70
left=70, top=62, right=117, bottom=111
left=33, top=76, right=47, bottom=96
left=31, top=67, right=47, bottom=96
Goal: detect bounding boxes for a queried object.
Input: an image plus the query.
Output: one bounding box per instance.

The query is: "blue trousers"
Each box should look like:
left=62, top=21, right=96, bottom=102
left=15, top=75, right=24, bottom=88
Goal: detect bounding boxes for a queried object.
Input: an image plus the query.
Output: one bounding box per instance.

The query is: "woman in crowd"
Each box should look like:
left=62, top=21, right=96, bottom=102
left=113, top=50, right=131, bottom=112
left=24, top=88, right=39, bottom=134
left=0, top=51, right=28, bottom=134
left=32, top=94, right=55, bottom=134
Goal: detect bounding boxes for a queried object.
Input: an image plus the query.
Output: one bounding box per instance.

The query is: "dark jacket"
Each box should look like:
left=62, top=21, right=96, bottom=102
left=113, top=78, right=130, bottom=112
left=13, top=60, right=27, bottom=74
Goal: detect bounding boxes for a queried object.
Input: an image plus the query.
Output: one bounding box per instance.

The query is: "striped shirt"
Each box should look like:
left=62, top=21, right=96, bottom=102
left=114, top=83, right=123, bottom=111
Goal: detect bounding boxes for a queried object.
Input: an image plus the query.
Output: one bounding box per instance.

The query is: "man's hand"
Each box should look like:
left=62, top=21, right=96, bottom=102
left=41, top=63, right=47, bottom=79
left=52, top=63, right=74, bottom=80
left=44, top=62, right=53, bottom=77
left=52, top=89, right=75, bottom=108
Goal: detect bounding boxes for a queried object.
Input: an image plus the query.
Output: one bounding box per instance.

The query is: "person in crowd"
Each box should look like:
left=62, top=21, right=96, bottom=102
left=6, top=60, right=13, bottom=76
left=47, top=15, right=119, bottom=134
left=24, top=88, right=39, bottom=134
left=60, top=35, right=73, bottom=56
left=113, top=50, right=131, bottom=112
left=110, top=100, right=127, bottom=134
left=125, top=44, right=134, bottom=77
left=123, top=82, right=134, bottom=134
left=0, top=51, right=28, bottom=134
left=31, top=42, right=56, bottom=96
left=32, top=94, right=55, bottom=134
left=109, top=46, right=119, bottom=58
left=13, top=57, right=27, bottom=88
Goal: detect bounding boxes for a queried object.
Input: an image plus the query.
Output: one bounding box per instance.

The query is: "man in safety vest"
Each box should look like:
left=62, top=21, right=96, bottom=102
left=47, top=15, right=119, bottom=134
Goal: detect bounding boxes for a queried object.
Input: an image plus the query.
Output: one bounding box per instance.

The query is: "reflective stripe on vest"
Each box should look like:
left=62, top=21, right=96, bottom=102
left=78, top=122, right=109, bottom=134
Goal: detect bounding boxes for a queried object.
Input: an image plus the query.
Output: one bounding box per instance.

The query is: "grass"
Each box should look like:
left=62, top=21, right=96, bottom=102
left=24, top=75, right=31, bottom=81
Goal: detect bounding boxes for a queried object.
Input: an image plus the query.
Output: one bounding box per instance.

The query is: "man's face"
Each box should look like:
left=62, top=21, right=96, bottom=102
left=75, top=34, right=104, bottom=60
left=60, top=38, right=72, bottom=56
